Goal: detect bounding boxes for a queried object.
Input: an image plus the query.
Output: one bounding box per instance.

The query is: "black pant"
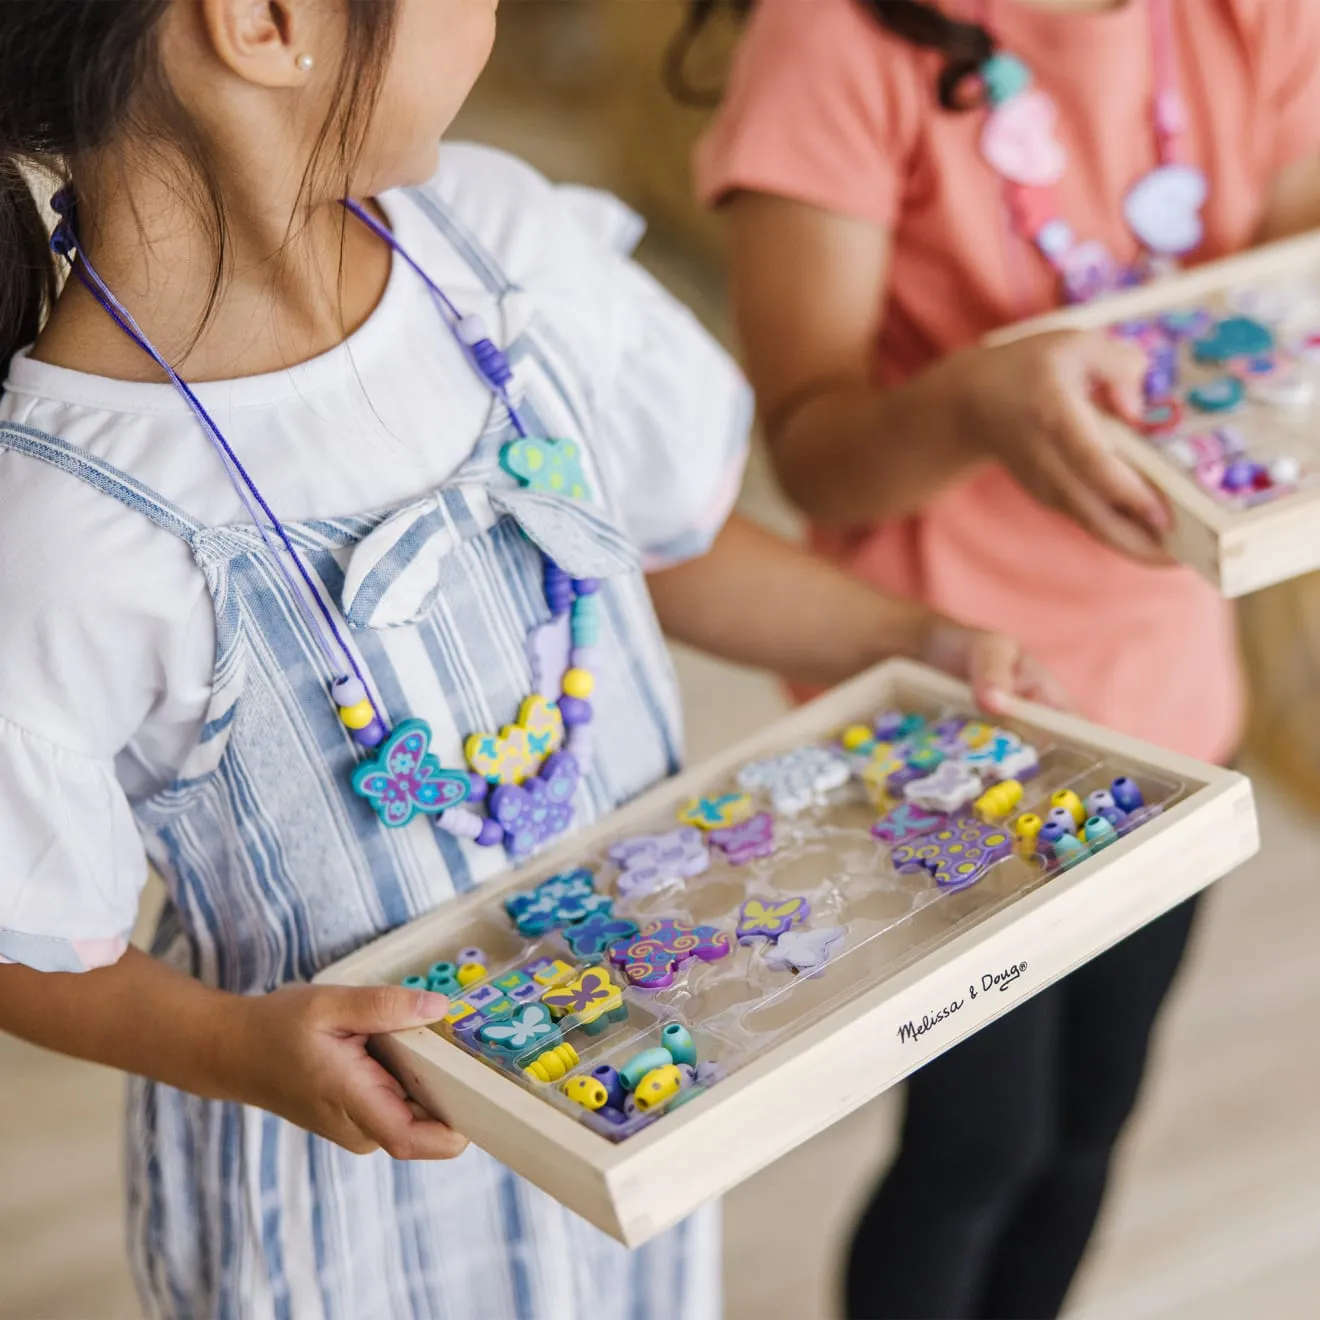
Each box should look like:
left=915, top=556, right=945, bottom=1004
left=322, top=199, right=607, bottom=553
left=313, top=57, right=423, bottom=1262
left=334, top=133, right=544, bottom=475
left=844, top=896, right=1200, bottom=1320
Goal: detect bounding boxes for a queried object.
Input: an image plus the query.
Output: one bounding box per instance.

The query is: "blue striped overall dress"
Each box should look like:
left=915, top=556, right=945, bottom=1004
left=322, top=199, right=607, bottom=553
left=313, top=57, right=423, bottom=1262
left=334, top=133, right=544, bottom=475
left=0, top=190, right=720, bottom=1319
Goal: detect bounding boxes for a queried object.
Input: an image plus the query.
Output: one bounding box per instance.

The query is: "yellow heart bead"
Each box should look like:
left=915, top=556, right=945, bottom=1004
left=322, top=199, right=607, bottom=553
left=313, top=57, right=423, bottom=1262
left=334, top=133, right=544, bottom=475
left=561, top=667, right=595, bottom=700
left=338, top=698, right=376, bottom=730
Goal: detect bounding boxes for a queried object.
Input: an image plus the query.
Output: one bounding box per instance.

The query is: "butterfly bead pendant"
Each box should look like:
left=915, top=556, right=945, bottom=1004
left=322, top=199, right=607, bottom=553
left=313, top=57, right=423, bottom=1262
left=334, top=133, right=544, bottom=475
left=351, top=718, right=471, bottom=828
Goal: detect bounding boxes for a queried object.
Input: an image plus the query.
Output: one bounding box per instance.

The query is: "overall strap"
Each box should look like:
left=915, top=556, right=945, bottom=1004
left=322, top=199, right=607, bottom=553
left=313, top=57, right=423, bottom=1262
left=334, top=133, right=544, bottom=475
left=402, top=187, right=515, bottom=296
left=0, top=421, right=203, bottom=543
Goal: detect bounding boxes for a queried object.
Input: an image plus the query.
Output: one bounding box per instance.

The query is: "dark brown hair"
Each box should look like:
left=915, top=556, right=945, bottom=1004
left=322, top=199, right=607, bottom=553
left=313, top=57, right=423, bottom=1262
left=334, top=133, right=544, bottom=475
left=670, top=0, right=995, bottom=110
left=0, top=0, right=399, bottom=373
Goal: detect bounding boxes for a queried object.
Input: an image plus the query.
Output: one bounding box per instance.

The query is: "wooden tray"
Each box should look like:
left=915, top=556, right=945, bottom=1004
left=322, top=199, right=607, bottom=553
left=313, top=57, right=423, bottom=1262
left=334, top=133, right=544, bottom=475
left=986, top=230, right=1320, bottom=598
left=316, top=659, right=1258, bottom=1246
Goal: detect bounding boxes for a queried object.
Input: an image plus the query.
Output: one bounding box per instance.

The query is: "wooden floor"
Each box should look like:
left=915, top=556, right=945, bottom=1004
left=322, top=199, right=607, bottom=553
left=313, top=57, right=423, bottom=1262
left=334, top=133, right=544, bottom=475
left=3, top=101, right=1319, bottom=1320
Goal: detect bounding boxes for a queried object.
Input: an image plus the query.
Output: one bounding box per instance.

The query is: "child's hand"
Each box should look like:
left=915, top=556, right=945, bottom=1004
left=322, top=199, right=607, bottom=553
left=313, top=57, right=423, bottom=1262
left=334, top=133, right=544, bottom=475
left=958, top=329, right=1173, bottom=565
left=922, top=622, right=1070, bottom=718
left=235, top=984, right=468, bottom=1160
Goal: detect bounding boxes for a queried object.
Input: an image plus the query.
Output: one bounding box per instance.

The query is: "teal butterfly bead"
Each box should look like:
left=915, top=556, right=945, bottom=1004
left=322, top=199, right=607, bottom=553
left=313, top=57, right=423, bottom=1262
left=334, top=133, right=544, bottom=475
left=500, top=436, right=589, bottom=500
left=351, top=718, right=470, bottom=828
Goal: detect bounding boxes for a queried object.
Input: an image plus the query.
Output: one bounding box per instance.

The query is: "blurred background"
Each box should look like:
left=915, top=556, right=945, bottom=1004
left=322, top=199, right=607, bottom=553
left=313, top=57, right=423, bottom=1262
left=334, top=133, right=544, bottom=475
left=3, top=4, right=1319, bottom=1316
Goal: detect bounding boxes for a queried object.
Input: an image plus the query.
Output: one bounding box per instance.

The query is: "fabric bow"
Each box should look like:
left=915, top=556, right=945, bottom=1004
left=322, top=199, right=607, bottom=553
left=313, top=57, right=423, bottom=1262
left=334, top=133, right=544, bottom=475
left=341, top=473, right=639, bottom=629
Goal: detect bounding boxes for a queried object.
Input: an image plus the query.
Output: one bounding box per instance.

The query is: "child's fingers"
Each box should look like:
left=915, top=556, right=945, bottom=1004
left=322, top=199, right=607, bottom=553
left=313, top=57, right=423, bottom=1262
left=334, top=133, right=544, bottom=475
left=346, top=1074, right=469, bottom=1162
left=314, top=984, right=450, bottom=1037
left=1016, top=655, right=1071, bottom=711
left=1079, top=330, right=1149, bottom=423
left=966, top=634, right=1019, bottom=714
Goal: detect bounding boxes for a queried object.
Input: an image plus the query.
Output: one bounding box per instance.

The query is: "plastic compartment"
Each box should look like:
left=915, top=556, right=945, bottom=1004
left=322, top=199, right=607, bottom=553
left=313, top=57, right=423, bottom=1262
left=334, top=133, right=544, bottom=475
left=389, top=696, right=1192, bottom=1143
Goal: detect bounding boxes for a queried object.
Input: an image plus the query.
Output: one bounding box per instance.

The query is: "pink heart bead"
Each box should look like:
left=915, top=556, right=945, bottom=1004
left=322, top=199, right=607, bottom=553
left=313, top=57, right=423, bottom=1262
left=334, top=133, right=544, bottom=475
left=981, top=90, right=1067, bottom=189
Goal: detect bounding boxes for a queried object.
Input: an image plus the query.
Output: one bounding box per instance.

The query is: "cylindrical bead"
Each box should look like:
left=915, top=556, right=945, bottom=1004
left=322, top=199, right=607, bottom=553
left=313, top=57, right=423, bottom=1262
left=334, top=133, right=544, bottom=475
left=458, top=947, right=487, bottom=966
left=401, top=975, right=429, bottom=991
left=1110, top=776, right=1145, bottom=813
left=436, top=806, right=482, bottom=841
left=561, top=668, right=595, bottom=699
left=660, top=1022, right=697, bottom=1068
left=590, top=1065, right=626, bottom=1111
left=1083, top=816, right=1118, bottom=850
left=633, top=1065, right=683, bottom=1112
left=1046, top=806, right=1079, bottom=835
left=457, top=962, right=487, bottom=987
left=620, top=1047, right=673, bottom=1092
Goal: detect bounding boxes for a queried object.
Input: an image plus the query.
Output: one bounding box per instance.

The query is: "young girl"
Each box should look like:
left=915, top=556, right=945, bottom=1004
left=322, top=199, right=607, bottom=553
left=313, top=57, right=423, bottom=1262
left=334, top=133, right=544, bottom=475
left=694, top=0, right=1320, bottom=1315
left=0, top=2, right=1062, bottom=1317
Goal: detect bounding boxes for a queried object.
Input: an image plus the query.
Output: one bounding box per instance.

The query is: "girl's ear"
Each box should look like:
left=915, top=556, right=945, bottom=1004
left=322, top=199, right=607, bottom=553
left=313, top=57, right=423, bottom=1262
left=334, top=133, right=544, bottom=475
left=201, top=0, right=318, bottom=88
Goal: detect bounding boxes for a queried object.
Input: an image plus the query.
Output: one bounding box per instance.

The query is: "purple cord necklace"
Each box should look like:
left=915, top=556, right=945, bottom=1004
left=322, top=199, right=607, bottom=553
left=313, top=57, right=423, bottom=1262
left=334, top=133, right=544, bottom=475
left=49, top=189, right=598, bottom=859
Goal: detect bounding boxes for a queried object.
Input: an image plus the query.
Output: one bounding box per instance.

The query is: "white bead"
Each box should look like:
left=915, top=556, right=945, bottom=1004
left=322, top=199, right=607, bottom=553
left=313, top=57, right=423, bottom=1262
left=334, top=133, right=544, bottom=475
left=1160, top=438, right=1197, bottom=470
left=331, top=675, right=368, bottom=707
left=1269, top=456, right=1301, bottom=485
left=296, top=53, right=314, bottom=72
left=456, top=315, right=488, bottom=345
left=1037, top=220, right=1074, bottom=259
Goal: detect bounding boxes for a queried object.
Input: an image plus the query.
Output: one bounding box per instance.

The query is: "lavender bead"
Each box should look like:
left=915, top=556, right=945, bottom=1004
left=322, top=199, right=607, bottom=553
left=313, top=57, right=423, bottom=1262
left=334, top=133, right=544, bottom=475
left=353, top=717, right=388, bottom=749
left=455, top=314, right=488, bottom=345
left=572, top=578, right=601, bottom=596
left=1099, top=806, right=1128, bottom=828
left=476, top=818, right=505, bottom=848
left=559, top=696, right=593, bottom=726
left=1222, top=459, right=1256, bottom=492
left=436, top=806, right=482, bottom=841
left=566, top=723, right=594, bottom=770
left=569, top=646, right=602, bottom=671
left=331, top=675, right=368, bottom=707
left=465, top=773, right=488, bottom=803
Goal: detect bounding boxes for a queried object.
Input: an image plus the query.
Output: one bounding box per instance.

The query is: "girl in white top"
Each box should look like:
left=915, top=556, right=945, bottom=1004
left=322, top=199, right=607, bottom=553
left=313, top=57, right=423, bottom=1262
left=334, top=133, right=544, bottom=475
left=0, top=1, right=1061, bottom=1316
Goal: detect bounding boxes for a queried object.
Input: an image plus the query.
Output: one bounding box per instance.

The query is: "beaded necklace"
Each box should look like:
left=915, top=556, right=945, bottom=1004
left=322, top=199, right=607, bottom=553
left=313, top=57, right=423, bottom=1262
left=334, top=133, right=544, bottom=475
left=49, top=190, right=599, bottom=859
left=974, top=0, right=1205, bottom=304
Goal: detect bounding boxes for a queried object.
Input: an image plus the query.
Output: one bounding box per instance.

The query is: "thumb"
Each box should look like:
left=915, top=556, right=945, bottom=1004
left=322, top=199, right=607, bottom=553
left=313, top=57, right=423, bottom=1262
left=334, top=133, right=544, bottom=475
left=1079, top=330, right=1150, bottom=423
left=319, top=984, right=450, bottom=1036
left=966, top=633, right=1021, bottom=715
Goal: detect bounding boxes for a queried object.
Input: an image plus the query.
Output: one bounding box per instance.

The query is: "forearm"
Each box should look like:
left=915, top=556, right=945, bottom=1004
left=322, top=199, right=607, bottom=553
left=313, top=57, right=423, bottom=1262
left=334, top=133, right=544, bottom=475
left=0, top=947, right=248, bottom=1100
left=766, top=351, right=984, bottom=527
left=646, top=513, right=933, bottom=688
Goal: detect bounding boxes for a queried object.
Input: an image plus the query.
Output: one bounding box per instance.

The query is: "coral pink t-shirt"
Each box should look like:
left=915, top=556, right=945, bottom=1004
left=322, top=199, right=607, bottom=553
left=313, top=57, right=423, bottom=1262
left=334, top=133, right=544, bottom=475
left=699, top=0, right=1320, bottom=761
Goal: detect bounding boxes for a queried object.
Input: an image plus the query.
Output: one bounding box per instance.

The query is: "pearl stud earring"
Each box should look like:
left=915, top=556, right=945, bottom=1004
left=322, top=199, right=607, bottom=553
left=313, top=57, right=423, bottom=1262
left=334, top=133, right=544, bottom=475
left=296, top=53, right=314, bottom=71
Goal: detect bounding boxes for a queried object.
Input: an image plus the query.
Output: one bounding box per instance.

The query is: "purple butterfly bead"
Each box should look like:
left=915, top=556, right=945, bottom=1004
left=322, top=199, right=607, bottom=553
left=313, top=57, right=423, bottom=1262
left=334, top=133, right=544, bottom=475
left=491, top=751, right=579, bottom=858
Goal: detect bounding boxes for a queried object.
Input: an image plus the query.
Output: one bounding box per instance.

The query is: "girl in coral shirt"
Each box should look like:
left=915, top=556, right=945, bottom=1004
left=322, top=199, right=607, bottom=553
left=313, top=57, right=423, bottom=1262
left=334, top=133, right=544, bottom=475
left=692, top=0, right=1320, bottom=1315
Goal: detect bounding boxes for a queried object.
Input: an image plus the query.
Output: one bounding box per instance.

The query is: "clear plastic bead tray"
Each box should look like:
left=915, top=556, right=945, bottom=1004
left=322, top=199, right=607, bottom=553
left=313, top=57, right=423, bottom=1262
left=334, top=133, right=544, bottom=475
left=316, top=659, right=1258, bottom=1246
left=986, top=229, right=1320, bottom=597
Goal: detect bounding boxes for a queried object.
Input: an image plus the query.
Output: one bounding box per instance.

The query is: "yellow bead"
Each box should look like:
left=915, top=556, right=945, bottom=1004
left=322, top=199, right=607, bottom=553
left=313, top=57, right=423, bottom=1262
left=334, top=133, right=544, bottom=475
left=456, top=962, right=487, bottom=988
left=524, top=1042, right=580, bottom=1084
left=1051, top=789, right=1086, bottom=827
left=531, top=958, right=576, bottom=989
left=338, top=698, right=375, bottom=730
left=562, top=1074, right=608, bottom=1109
left=975, top=779, right=1023, bottom=821
left=1013, top=812, right=1043, bottom=850
left=633, top=1064, right=683, bottom=1112
left=561, top=667, right=595, bottom=699
left=841, top=724, right=874, bottom=751
left=960, top=721, right=995, bottom=749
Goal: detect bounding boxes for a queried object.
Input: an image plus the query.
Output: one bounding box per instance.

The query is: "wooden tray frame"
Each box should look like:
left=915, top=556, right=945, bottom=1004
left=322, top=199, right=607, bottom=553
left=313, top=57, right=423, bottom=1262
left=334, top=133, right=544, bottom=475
left=316, top=659, right=1258, bottom=1246
left=985, top=229, right=1320, bottom=598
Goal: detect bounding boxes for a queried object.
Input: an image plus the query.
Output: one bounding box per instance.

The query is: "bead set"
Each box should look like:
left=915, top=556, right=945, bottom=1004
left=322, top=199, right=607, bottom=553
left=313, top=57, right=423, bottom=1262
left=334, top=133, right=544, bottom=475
left=1119, top=299, right=1320, bottom=506
left=395, top=704, right=1183, bottom=1142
